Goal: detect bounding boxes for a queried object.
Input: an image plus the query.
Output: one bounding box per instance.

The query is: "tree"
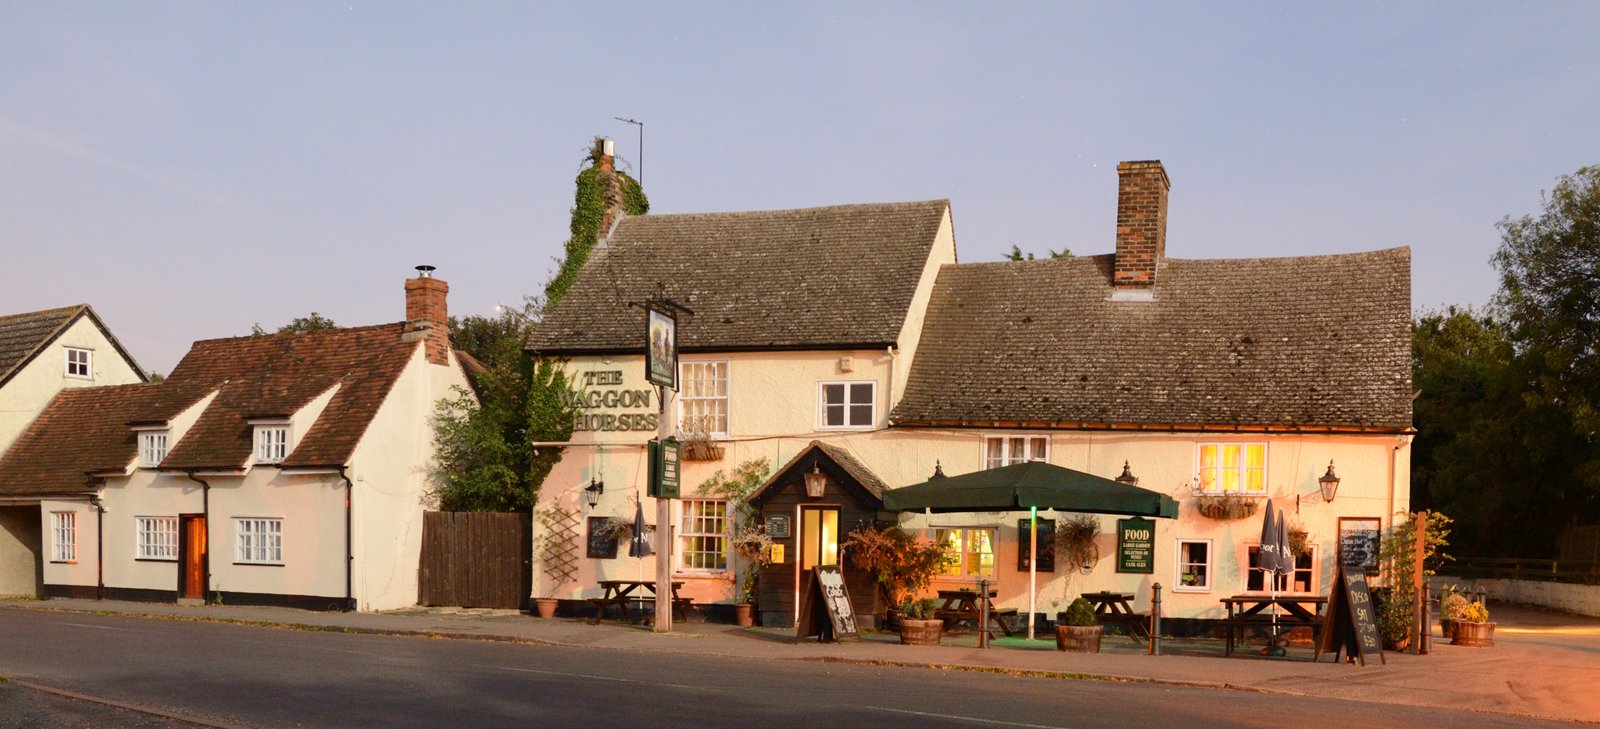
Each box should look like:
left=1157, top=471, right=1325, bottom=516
left=250, top=312, right=337, bottom=335
left=1004, top=244, right=1072, bottom=261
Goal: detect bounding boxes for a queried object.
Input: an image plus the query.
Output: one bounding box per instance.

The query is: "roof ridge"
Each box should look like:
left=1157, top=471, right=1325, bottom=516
left=188, top=320, right=405, bottom=347
left=620, top=198, right=949, bottom=223
left=0, top=303, right=87, bottom=323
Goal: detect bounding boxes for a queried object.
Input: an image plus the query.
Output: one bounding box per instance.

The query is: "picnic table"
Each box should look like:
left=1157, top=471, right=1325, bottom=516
left=935, top=588, right=1016, bottom=638
left=1220, top=594, right=1327, bottom=656
left=1080, top=590, right=1148, bottom=642
left=589, top=580, right=689, bottom=625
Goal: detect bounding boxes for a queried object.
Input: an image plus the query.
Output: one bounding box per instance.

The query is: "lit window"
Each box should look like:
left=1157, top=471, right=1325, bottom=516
left=139, top=432, right=168, bottom=468
left=1176, top=539, right=1211, bottom=591
left=235, top=518, right=283, bottom=564
left=1247, top=545, right=1317, bottom=594
left=935, top=527, right=995, bottom=578
left=136, top=516, right=179, bottom=560
left=1197, top=443, right=1266, bottom=494
left=819, top=381, right=875, bottom=429
left=984, top=436, right=1048, bottom=469
left=679, top=361, right=729, bottom=437
left=65, top=348, right=92, bottom=379
left=51, top=511, right=76, bottom=562
left=678, top=499, right=727, bottom=572
left=255, top=426, right=289, bottom=464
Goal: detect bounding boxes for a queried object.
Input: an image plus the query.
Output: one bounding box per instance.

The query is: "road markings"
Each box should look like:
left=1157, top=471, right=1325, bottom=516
left=489, top=666, right=702, bottom=691
left=60, top=622, right=150, bottom=633
left=868, top=705, right=1071, bottom=729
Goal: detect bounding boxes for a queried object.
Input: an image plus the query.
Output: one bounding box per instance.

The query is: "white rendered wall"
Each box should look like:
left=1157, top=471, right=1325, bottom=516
left=0, top=316, right=144, bottom=456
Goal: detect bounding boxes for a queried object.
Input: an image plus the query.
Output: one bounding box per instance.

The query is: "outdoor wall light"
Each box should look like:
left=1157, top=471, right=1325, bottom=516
left=584, top=477, right=604, bottom=508
left=1318, top=461, right=1341, bottom=503
left=803, top=463, right=828, bottom=499
left=1114, top=460, right=1139, bottom=486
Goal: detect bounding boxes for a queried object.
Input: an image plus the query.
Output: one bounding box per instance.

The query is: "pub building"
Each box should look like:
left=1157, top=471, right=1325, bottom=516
left=528, top=154, right=1412, bottom=631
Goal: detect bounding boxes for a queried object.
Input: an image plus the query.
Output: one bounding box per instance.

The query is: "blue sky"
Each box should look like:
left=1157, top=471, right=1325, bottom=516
left=5, top=2, right=1597, bottom=374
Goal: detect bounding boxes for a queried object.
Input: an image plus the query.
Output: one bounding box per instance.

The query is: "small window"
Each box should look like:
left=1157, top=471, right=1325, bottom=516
left=51, top=511, right=76, bottom=562
left=235, top=518, right=283, bottom=565
left=1197, top=443, right=1266, bottom=494
left=819, top=381, right=875, bottom=429
left=65, top=348, right=92, bottom=379
left=255, top=426, right=289, bottom=464
left=136, top=516, right=179, bottom=560
left=139, top=432, right=168, bottom=468
left=984, top=436, right=1048, bottom=469
left=1247, top=545, right=1317, bottom=594
left=1176, top=539, right=1211, bottom=592
left=678, top=499, right=728, bottom=572
left=935, top=527, right=995, bottom=578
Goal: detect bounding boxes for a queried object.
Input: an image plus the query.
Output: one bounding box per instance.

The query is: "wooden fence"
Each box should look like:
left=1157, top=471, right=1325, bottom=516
left=1451, top=556, right=1600, bottom=585
left=1560, top=525, right=1600, bottom=563
left=418, top=511, right=532, bottom=609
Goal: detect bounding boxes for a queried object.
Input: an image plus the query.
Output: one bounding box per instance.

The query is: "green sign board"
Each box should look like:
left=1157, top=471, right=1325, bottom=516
left=648, top=437, right=681, bottom=499
left=1117, top=517, right=1155, bottom=573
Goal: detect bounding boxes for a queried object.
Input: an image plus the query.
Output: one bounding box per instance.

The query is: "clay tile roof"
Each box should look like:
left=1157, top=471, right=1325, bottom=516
left=0, top=383, right=162, bottom=496
left=0, top=305, right=145, bottom=388
left=528, top=200, right=950, bottom=354
left=892, top=248, right=1413, bottom=431
left=749, top=440, right=888, bottom=505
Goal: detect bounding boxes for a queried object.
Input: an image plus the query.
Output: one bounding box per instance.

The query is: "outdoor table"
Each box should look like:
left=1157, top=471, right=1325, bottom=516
left=589, top=580, right=687, bottom=625
left=934, top=588, right=1016, bottom=638
left=1220, top=594, right=1327, bottom=656
left=1081, top=591, right=1147, bottom=642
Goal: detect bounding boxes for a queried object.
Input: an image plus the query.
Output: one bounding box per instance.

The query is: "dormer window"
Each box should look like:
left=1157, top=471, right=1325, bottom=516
left=139, top=431, right=168, bottom=467
left=255, top=425, right=289, bottom=464
left=65, top=347, right=92, bottom=379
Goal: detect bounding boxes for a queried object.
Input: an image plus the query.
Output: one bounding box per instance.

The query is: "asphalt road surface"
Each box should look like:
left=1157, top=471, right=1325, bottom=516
left=0, top=609, right=1578, bottom=728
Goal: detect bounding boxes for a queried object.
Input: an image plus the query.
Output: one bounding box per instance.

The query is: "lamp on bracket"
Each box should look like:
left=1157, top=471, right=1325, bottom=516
left=583, top=476, right=604, bottom=508
left=803, top=463, right=828, bottom=499
left=1114, top=460, right=1139, bottom=486
left=1318, top=460, right=1340, bottom=503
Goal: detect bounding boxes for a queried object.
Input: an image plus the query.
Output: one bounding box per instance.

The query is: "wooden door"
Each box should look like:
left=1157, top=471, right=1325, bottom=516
left=794, top=507, right=839, bottom=623
left=179, top=515, right=206, bottom=599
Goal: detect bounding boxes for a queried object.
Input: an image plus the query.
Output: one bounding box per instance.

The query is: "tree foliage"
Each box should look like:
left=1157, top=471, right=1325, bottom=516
left=1004, top=244, right=1072, bottom=261
left=250, top=312, right=337, bottom=336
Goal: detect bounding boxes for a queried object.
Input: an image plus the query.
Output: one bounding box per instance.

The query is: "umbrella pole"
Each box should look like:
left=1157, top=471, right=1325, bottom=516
left=1028, top=506, right=1037, bottom=641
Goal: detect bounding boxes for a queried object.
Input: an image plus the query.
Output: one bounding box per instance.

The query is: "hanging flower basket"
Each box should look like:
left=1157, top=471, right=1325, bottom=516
left=682, top=441, right=725, bottom=461
left=1193, top=493, right=1260, bottom=520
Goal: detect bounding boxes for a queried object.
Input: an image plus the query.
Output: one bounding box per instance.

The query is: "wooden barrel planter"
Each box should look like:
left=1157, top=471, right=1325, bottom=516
left=1055, top=625, right=1103, bottom=652
left=900, top=618, right=944, bottom=646
left=1451, top=621, right=1496, bottom=647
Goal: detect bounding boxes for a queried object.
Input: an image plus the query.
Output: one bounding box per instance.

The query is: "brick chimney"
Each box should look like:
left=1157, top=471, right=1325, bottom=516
left=1113, top=160, right=1171, bottom=289
left=403, top=265, right=450, bottom=365
left=594, top=137, right=628, bottom=244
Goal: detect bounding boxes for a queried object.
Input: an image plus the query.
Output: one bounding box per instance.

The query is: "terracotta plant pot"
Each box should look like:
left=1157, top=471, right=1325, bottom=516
left=534, top=598, right=558, bottom=619
left=1054, top=624, right=1103, bottom=652
left=900, top=618, right=944, bottom=646
left=1451, top=621, right=1496, bottom=647
left=734, top=603, right=754, bottom=627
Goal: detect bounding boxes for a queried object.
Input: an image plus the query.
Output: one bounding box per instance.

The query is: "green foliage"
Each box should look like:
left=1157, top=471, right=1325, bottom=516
left=842, top=524, right=954, bottom=607
left=1062, top=597, right=1098, bottom=627
left=698, top=459, right=773, bottom=604
left=250, top=312, right=337, bottom=336
left=1375, top=511, right=1452, bottom=647
left=543, top=137, right=650, bottom=308
left=1442, top=592, right=1470, bottom=620
left=898, top=597, right=939, bottom=621
left=1005, top=244, right=1073, bottom=261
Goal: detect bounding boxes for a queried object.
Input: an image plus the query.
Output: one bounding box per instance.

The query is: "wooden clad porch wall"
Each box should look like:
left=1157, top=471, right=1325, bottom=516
left=756, top=473, right=885, bottom=628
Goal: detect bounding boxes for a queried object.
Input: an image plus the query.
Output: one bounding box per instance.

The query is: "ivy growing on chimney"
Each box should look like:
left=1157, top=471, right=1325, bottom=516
left=544, top=137, right=649, bottom=307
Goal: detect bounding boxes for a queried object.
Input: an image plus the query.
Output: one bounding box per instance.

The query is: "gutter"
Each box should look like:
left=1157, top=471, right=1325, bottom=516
left=184, top=471, right=211, bottom=603
left=339, top=465, right=354, bottom=612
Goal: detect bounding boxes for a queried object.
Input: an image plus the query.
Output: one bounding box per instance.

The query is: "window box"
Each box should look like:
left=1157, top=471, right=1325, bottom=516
left=681, top=438, right=725, bottom=462
left=1193, top=493, right=1260, bottom=520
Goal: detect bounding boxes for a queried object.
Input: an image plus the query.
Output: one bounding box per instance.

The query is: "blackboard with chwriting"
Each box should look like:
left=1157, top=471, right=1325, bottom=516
left=794, top=566, right=859, bottom=642
left=1316, top=564, right=1386, bottom=666
left=586, top=517, right=618, bottom=559
left=1017, top=518, right=1055, bottom=572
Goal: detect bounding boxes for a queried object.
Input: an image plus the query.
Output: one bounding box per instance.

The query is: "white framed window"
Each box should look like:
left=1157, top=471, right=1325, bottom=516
left=51, top=511, right=76, bottom=562
left=139, top=432, right=168, bottom=468
left=818, top=381, right=876, bottom=429
left=935, top=527, right=995, bottom=578
left=135, top=516, right=179, bottom=560
left=1176, top=539, right=1211, bottom=592
left=678, top=499, right=728, bottom=572
left=679, top=361, right=729, bottom=437
left=1197, top=443, right=1266, bottom=494
left=235, top=518, right=283, bottom=565
left=1247, top=545, right=1317, bottom=594
left=984, top=435, right=1048, bottom=469
left=255, top=426, right=289, bottom=464
left=64, top=347, right=92, bottom=379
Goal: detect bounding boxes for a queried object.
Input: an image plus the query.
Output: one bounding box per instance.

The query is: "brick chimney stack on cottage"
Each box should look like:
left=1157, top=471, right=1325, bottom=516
left=595, top=137, right=629, bottom=244
left=404, top=265, right=450, bottom=365
left=1113, top=160, right=1171, bottom=289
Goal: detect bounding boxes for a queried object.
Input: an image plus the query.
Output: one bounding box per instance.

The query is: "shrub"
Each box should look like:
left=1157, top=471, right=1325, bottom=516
left=1462, top=601, right=1490, bottom=623
left=1442, top=593, right=1470, bottom=620
left=899, top=598, right=939, bottom=621
left=843, top=524, right=954, bottom=607
left=1062, top=597, right=1098, bottom=627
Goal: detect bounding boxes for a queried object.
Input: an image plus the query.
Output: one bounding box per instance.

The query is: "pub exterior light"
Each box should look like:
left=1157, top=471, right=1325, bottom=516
left=1114, top=460, right=1139, bottom=486
left=584, top=476, right=604, bottom=508
left=803, top=463, right=828, bottom=499
left=1318, top=461, right=1341, bottom=503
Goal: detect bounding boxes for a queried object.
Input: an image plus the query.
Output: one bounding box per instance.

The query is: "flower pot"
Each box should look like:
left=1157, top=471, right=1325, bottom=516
left=1439, top=617, right=1457, bottom=641
left=734, top=603, right=754, bottom=627
left=900, top=618, right=944, bottom=646
left=1054, top=624, right=1103, bottom=652
left=1451, top=621, right=1496, bottom=647
left=534, top=598, right=558, bottom=619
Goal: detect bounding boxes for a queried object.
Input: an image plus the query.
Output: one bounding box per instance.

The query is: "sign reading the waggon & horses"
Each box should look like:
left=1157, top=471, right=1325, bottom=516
left=566, top=369, right=660, bottom=432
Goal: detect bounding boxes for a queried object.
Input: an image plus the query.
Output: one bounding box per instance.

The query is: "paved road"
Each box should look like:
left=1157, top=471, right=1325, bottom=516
left=0, top=610, right=1580, bottom=728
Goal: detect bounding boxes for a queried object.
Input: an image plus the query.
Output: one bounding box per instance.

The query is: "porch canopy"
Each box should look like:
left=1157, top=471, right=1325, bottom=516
left=882, top=461, right=1179, bottom=518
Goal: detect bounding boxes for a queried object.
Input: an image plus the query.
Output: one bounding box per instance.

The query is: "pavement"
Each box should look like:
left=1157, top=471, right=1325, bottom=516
left=4, top=596, right=1599, bottom=725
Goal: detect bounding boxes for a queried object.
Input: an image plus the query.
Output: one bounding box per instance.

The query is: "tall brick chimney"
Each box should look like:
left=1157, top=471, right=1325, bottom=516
left=594, top=137, right=628, bottom=244
left=403, top=265, right=450, bottom=365
left=1113, top=160, right=1170, bottom=289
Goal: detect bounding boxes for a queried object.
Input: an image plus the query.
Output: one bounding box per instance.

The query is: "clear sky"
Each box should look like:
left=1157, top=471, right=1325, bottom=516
left=5, top=2, right=1597, bottom=374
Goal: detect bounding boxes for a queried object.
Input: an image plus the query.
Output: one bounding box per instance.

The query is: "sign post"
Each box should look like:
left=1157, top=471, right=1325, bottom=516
left=644, top=302, right=679, bottom=633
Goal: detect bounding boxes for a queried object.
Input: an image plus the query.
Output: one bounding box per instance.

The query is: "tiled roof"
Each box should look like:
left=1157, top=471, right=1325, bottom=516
left=749, top=440, right=888, bottom=505
left=528, top=200, right=949, bottom=353
left=892, top=248, right=1413, bottom=431
left=0, top=305, right=145, bottom=388
left=0, top=383, right=161, bottom=496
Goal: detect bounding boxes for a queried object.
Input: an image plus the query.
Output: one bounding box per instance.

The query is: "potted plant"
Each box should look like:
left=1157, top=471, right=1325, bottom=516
left=679, top=421, right=725, bottom=461
left=1193, top=492, right=1259, bottom=520
left=1053, top=514, right=1099, bottom=574
left=1054, top=596, right=1103, bottom=652
left=729, top=525, right=774, bottom=627
left=1440, top=591, right=1470, bottom=641
left=534, top=597, right=559, bottom=618
left=842, top=523, right=954, bottom=628
left=1451, top=601, right=1495, bottom=647
left=898, top=598, right=943, bottom=645
left=697, top=459, right=771, bottom=626
left=1375, top=511, right=1453, bottom=650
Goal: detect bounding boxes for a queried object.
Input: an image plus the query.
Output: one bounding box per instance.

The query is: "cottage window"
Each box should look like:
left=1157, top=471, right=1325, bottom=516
left=65, top=347, right=92, bottom=379
left=678, top=499, right=728, bottom=572
left=983, top=436, right=1048, bottom=469
left=235, top=518, right=283, bottom=565
left=679, top=361, right=729, bottom=437
left=935, top=527, right=995, bottom=578
left=1176, top=539, right=1211, bottom=592
left=136, top=516, right=179, bottom=560
left=1197, top=443, right=1266, bottom=494
left=255, top=426, right=289, bottom=464
left=818, top=381, right=875, bottom=429
left=139, top=432, right=168, bottom=468
left=1247, top=545, right=1316, bottom=594
left=50, top=511, right=76, bottom=563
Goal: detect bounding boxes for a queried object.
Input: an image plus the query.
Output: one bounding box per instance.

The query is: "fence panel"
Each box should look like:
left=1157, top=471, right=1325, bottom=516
left=418, top=511, right=532, bottom=609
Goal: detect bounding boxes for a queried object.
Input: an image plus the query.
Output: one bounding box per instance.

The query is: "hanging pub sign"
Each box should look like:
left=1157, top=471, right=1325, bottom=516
left=648, top=437, right=681, bottom=499
left=1316, top=564, right=1386, bottom=666
left=644, top=304, right=678, bottom=389
left=1117, top=517, right=1155, bottom=573
left=1016, top=518, right=1056, bottom=572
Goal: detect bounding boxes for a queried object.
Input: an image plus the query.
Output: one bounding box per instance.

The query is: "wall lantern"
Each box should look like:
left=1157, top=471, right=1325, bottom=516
left=584, top=476, right=604, bottom=508
left=803, top=463, right=828, bottom=499
left=1318, top=461, right=1340, bottom=503
left=1114, top=460, right=1139, bottom=486
left=930, top=460, right=946, bottom=480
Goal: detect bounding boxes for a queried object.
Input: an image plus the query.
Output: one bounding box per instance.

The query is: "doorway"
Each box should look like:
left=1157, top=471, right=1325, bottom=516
left=793, top=506, right=839, bottom=623
left=178, top=514, right=207, bottom=601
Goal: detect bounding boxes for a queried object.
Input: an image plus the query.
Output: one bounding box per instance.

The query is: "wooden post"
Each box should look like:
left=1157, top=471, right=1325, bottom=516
left=1409, top=510, right=1426, bottom=654
left=654, top=384, right=675, bottom=633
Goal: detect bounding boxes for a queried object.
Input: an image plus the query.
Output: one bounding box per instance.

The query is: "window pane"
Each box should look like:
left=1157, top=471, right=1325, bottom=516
left=823, top=384, right=844, bottom=404
left=825, top=406, right=843, bottom=426
left=850, top=383, right=872, bottom=402
left=849, top=404, right=872, bottom=426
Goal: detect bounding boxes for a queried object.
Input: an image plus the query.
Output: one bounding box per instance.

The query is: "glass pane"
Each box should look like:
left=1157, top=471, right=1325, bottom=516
left=821, top=511, right=838, bottom=566
left=823, top=384, right=844, bottom=404
left=825, top=405, right=843, bottom=426
left=849, top=404, right=871, bottom=425
left=986, top=440, right=1004, bottom=469
left=802, top=510, right=820, bottom=570
left=850, top=383, right=873, bottom=403
left=1029, top=437, right=1047, bottom=461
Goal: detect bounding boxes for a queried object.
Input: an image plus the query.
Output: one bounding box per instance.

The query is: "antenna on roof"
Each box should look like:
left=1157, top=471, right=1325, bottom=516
left=613, top=116, right=643, bottom=185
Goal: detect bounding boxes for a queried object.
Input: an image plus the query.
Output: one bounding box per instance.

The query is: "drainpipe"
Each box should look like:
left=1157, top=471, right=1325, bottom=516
left=885, top=346, right=898, bottom=415
left=88, top=492, right=105, bottom=600
left=339, top=465, right=354, bottom=612
left=185, top=471, right=211, bottom=603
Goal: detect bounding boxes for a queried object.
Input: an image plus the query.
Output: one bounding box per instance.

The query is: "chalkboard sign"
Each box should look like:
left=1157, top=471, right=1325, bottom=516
left=794, top=566, right=859, bottom=642
left=586, top=517, right=618, bottom=559
left=1338, top=517, right=1381, bottom=575
left=1017, top=518, right=1056, bottom=572
left=1117, top=517, right=1155, bottom=574
left=766, top=514, right=792, bottom=539
left=1316, top=564, right=1386, bottom=665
